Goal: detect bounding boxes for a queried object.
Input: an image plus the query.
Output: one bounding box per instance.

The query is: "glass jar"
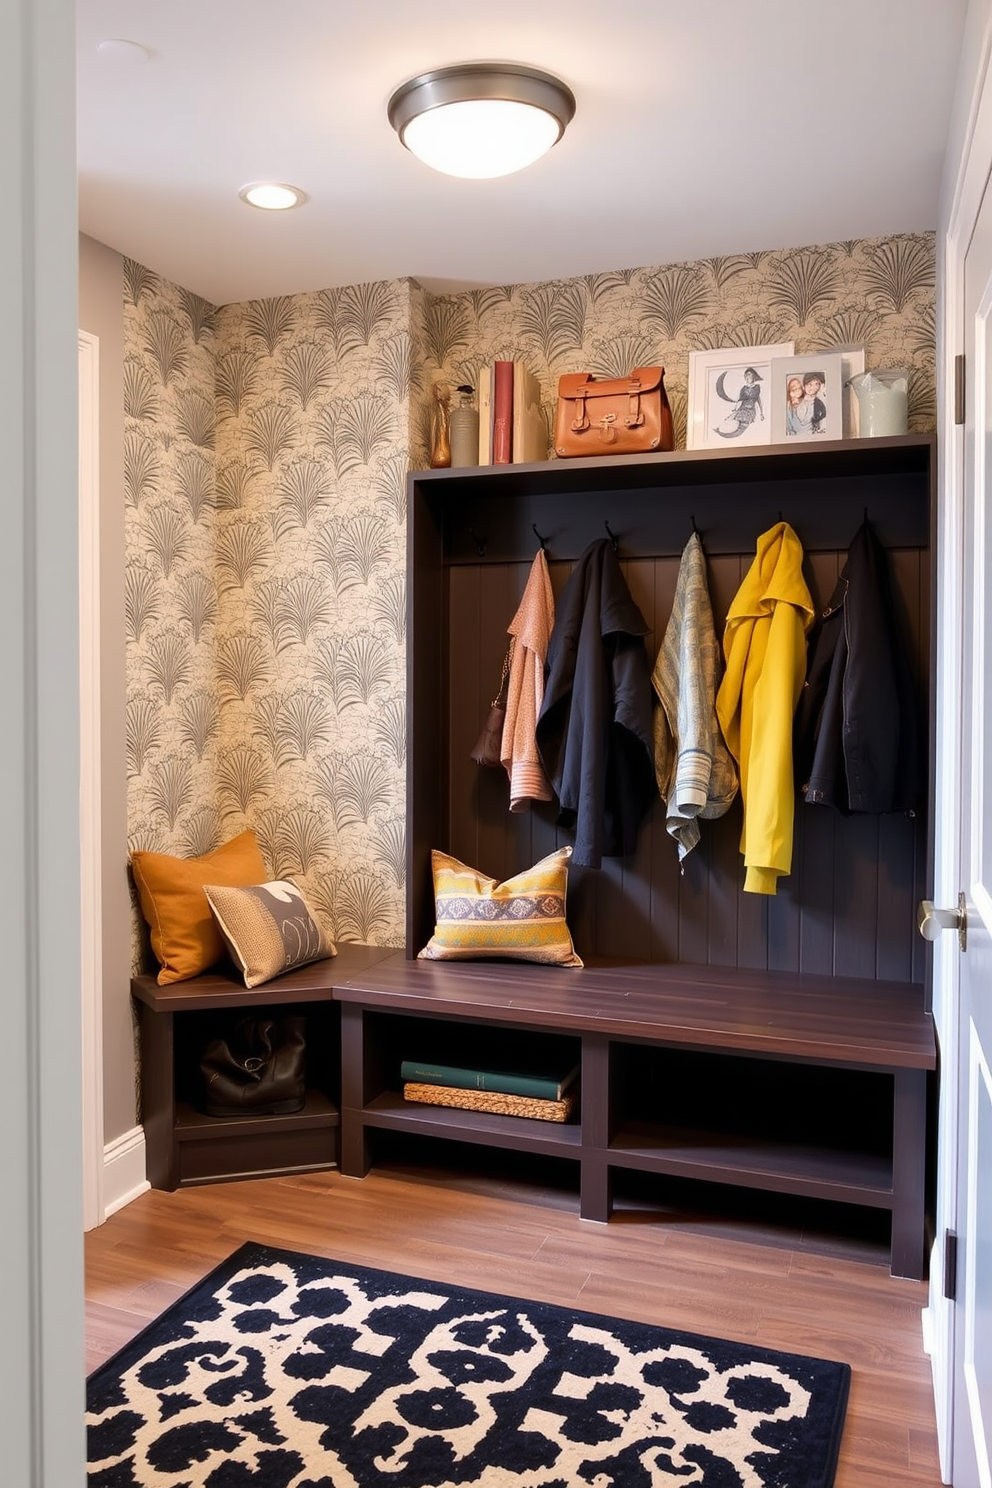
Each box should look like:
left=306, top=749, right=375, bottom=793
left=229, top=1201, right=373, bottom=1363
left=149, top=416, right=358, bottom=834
left=848, top=369, right=909, bottom=438
left=449, top=384, right=480, bottom=468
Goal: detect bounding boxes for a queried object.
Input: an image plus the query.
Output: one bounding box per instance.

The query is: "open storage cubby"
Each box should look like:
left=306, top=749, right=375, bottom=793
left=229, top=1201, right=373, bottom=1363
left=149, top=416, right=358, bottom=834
left=607, top=1042, right=895, bottom=1205
left=341, top=1006, right=583, bottom=1162
left=361, top=1010, right=582, bottom=1102
left=132, top=944, right=394, bottom=1190
left=329, top=437, right=938, bottom=1277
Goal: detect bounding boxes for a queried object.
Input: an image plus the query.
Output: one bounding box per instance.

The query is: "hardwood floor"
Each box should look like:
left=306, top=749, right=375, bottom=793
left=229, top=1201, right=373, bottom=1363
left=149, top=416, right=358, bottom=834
left=85, top=1153, right=943, bottom=1487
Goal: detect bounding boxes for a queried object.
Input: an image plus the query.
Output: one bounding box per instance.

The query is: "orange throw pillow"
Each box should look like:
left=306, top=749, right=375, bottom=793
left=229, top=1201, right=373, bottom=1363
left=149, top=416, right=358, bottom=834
left=131, top=830, right=268, bottom=984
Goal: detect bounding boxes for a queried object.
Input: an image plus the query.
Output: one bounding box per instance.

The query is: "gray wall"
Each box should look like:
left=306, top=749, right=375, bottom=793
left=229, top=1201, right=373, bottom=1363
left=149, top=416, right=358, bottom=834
left=79, top=233, right=135, bottom=1142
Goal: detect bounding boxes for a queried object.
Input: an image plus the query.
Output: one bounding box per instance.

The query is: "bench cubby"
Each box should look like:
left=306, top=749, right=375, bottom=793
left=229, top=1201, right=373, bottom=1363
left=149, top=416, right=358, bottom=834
left=131, top=944, right=393, bottom=1189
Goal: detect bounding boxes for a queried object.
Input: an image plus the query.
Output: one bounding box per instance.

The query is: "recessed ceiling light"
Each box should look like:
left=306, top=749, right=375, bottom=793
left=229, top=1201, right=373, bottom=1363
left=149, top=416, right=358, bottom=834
left=238, top=183, right=307, bottom=211
left=96, top=38, right=150, bottom=65
left=388, top=63, right=575, bottom=179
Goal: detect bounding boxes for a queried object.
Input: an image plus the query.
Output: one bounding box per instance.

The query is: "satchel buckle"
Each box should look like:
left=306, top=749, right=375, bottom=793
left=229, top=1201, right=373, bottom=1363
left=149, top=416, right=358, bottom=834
left=570, top=390, right=589, bottom=432
left=626, top=390, right=643, bottom=428
left=598, top=411, right=617, bottom=443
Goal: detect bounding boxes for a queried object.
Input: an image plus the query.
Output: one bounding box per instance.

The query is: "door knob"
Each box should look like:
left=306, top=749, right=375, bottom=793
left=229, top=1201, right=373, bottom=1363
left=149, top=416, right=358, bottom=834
left=918, top=893, right=967, bottom=951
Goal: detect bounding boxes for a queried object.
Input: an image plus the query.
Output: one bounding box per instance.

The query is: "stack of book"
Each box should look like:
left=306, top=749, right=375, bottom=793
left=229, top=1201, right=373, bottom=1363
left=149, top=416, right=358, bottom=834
left=400, top=1058, right=579, bottom=1122
left=478, top=361, right=547, bottom=466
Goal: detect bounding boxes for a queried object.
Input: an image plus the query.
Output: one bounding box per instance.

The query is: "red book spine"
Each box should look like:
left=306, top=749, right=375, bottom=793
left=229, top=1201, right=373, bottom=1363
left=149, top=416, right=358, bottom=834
left=492, top=360, right=514, bottom=464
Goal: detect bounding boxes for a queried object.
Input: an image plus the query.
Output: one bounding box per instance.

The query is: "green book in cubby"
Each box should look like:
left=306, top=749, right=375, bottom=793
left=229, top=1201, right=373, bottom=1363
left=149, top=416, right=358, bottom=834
left=398, top=1059, right=579, bottom=1102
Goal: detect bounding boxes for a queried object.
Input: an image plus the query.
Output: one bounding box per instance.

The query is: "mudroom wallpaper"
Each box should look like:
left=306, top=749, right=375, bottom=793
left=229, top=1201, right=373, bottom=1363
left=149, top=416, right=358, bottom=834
left=209, top=282, right=421, bottom=946
left=124, top=257, right=220, bottom=969
left=125, top=266, right=426, bottom=964
left=124, top=231, right=935, bottom=968
left=424, top=232, right=936, bottom=450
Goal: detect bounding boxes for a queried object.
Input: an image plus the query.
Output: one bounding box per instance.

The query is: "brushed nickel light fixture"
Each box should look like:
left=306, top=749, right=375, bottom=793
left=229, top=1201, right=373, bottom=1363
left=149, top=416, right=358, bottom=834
left=387, top=63, right=575, bottom=180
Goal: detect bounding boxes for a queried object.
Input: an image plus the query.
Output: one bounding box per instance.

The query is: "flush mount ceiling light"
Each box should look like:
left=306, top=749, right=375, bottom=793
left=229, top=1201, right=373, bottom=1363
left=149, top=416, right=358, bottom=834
left=387, top=63, right=575, bottom=179
left=238, top=182, right=307, bottom=211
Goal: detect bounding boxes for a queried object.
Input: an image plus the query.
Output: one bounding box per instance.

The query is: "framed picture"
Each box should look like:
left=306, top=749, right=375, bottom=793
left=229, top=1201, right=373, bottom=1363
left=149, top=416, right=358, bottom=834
left=686, top=342, right=794, bottom=450
left=769, top=353, right=846, bottom=444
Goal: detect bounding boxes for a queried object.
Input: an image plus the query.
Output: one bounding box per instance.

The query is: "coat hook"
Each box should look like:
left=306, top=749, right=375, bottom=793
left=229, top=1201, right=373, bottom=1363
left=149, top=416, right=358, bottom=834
left=604, top=520, right=619, bottom=552
left=468, top=525, right=487, bottom=557
left=690, top=514, right=700, bottom=537
left=532, top=523, right=549, bottom=552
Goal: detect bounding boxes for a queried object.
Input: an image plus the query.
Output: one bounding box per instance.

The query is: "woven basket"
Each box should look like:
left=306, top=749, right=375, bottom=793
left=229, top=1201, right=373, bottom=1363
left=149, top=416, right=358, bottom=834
left=403, top=1081, right=576, bottom=1123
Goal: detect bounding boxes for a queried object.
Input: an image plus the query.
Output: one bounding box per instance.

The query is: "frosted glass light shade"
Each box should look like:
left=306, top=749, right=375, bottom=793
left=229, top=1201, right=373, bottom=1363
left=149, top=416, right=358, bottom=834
left=389, top=64, right=575, bottom=180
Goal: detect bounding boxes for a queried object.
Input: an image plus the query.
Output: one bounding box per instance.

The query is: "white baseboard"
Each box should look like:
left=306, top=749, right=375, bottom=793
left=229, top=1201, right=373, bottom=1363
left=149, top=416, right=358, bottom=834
left=103, top=1124, right=150, bottom=1218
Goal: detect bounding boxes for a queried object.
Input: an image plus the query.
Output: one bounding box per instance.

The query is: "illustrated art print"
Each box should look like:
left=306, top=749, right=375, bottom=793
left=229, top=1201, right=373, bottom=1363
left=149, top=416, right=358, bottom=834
left=769, top=352, right=846, bottom=444
left=687, top=343, right=795, bottom=450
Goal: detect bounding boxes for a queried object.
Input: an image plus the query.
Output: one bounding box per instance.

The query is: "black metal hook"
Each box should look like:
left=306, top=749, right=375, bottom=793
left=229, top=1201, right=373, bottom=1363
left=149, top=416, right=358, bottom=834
left=532, top=523, right=549, bottom=553
left=468, top=525, right=487, bottom=557
left=604, top=520, right=619, bottom=552
left=690, top=514, right=700, bottom=537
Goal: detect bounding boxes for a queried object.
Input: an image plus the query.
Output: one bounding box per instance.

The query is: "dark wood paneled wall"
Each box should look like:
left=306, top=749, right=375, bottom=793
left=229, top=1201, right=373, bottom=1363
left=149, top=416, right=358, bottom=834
left=446, top=547, right=928, bottom=981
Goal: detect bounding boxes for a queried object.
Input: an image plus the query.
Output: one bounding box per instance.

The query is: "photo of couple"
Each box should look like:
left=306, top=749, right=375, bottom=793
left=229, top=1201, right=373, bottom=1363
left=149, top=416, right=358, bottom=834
left=785, top=370, right=827, bottom=436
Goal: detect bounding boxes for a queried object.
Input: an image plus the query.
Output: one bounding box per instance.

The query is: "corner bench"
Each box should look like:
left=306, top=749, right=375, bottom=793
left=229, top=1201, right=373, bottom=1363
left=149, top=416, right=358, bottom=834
left=332, top=952, right=936, bottom=1280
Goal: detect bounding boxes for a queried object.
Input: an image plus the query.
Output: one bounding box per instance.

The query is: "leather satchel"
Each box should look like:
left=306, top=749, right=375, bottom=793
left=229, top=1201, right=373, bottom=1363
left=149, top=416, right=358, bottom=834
left=198, top=1015, right=306, bottom=1117
left=554, top=366, right=674, bottom=458
left=470, top=640, right=514, bottom=767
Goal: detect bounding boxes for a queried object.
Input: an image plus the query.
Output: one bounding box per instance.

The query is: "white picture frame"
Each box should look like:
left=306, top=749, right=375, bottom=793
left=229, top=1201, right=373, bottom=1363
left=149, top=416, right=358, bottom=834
left=686, top=342, right=794, bottom=450
left=769, top=352, right=846, bottom=444
left=811, top=345, right=865, bottom=437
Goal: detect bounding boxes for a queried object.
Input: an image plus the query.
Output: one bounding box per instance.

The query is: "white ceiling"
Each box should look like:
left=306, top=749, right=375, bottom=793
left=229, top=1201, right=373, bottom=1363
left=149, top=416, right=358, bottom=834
left=77, top=1, right=968, bottom=309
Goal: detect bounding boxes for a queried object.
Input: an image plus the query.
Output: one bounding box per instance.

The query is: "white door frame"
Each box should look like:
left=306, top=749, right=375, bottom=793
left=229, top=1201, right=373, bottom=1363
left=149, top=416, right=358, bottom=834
left=931, top=14, right=992, bottom=1481
left=79, top=327, right=105, bottom=1231
left=0, top=0, right=86, bottom=1479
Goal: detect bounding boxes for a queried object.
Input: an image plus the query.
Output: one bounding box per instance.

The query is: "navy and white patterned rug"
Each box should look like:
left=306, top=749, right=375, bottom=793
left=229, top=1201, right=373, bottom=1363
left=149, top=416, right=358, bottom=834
left=87, top=1242, right=850, bottom=1487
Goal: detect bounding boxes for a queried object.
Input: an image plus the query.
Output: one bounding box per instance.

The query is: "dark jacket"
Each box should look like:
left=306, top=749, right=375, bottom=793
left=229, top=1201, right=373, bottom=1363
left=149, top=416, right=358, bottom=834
left=794, top=518, right=921, bottom=813
left=535, top=538, right=656, bottom=867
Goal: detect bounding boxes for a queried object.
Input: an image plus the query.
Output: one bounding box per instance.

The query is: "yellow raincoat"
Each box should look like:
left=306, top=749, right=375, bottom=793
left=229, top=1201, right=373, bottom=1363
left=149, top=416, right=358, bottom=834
left=716, top=522, right=815, bottom=895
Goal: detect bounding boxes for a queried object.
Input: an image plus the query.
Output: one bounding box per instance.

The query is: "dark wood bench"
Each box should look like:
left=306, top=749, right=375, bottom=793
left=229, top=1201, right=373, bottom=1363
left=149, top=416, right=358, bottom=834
left=332, top=952, right=936, bottom=1279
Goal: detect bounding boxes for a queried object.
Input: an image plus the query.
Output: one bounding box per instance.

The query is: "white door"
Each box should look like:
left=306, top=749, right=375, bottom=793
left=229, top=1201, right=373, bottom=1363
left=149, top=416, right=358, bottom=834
left=946, top=163, right=992, bottom=1488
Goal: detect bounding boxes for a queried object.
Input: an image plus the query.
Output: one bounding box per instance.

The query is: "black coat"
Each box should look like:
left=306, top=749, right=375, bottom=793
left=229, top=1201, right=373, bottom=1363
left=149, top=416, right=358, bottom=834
left=794, top=518, right=921, bottom=813
left=535, top=538, right=656, bottom=867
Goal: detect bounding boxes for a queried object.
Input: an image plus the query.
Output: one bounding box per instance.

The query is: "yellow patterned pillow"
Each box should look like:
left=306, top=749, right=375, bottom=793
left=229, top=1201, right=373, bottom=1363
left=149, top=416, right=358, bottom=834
left=418, top=847, right=583, bottom=966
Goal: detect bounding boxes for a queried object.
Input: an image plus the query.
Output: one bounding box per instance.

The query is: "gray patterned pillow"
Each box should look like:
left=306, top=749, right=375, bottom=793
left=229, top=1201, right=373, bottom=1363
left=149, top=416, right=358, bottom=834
left=203, top=880, right=336, bottom=987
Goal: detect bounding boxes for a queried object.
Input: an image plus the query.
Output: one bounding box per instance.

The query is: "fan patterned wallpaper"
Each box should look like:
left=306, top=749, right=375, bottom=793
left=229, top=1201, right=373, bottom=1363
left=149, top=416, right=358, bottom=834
left=422, top=232, right=936, bottom=448
left=124, top=232, right=935, bottom=967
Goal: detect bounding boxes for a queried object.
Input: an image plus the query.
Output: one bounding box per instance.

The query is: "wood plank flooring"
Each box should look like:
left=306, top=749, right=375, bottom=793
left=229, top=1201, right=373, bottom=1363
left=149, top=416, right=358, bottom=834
left=85, top=1156, right=943, bottom=1488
